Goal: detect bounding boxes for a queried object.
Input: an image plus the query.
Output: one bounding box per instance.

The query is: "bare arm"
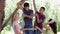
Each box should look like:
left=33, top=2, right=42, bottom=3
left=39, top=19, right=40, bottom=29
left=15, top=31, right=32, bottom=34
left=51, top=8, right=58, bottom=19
left=33, top=0, right=37, bottom=12
left=17, top=1, right=23, bottom=10
left=26, top=14, right=34, bottom=18
left=36, top=14, right=42, bottom=23
left=37, top=18, right=42, bottom=23
left=17, top=0, right=27, bottom=10
left=23, top=13, right=34, bottom=19
left=47, top=20, right=55, bottom=24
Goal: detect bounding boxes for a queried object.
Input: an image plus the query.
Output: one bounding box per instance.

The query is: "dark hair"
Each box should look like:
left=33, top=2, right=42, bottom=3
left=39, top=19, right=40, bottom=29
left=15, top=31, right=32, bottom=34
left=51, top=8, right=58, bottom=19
left=40, top=7, right=45, bottom=11
left=48, top=19, right=57, bottom=34
left=24, top=3, right=29, bottom=7
left=48, top=19, right=52, bottom=22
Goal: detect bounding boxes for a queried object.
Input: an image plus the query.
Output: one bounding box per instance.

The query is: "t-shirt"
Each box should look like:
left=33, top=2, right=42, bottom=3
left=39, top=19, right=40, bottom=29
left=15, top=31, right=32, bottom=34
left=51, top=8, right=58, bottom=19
left=35, top=12, right=45, bottom=29
left=12, top=21, right=22, bottom=34
left=23, top=8, right=33, bottom=28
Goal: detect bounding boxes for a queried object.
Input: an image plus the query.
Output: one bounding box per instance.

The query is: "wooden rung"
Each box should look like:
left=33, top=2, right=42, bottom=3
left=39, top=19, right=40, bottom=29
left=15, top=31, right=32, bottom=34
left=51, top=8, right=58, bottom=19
left=22, top=28, right=37, bottom=30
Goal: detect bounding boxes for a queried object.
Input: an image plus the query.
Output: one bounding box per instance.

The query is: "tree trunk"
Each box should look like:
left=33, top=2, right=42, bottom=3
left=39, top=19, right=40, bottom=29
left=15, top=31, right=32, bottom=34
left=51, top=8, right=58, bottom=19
left=0, top=0, right=5, bottom=31
left=0, top=0, right=26, bottom=32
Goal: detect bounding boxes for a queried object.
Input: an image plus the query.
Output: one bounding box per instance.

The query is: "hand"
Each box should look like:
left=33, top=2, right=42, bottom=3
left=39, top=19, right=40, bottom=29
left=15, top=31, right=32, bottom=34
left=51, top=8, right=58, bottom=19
left=22, top=14, right=27, bottom=17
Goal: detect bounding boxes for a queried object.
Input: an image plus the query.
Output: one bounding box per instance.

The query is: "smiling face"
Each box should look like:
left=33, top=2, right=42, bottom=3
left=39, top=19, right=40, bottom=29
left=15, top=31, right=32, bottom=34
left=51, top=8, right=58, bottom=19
left=39, top=7, right=45, bottom=14
left=24, top=3, right=29, bottom=11
left=24, top=6, right=29, bottom=11
left=13, top=13, right=19, bottom=21
left=39, top=8, right=44, bottom=13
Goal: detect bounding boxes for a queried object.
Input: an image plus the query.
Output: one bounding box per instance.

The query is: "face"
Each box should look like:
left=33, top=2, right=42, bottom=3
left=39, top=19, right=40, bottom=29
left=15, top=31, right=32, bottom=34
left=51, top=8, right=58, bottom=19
left=24, top=7, right=29, bottom=11
left=14, top=14, right=19, bottom=20
left=39, top=8, right=44, bottom=13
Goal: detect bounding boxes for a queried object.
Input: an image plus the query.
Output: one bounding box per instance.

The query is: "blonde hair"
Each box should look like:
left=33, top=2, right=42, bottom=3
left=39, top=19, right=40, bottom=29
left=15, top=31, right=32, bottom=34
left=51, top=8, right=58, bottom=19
left=12, top=12, right=19, bottom=22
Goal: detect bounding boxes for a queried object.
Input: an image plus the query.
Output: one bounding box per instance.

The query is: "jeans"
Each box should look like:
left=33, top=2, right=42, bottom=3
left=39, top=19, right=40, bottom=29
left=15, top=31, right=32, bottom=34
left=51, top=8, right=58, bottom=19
left=24, top=24, right=34, bottom=34
left=34, top=29, right=42, bottom=34
left=24, top=30, right=34, bottom=34
left=37, top=29, right=42, bottom=34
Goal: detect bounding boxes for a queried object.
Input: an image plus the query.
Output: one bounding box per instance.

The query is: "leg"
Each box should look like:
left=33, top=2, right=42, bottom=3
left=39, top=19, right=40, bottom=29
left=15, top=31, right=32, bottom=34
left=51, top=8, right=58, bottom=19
left=24, top=30, right=29, bottom=34
left=37, top=29, right=42, bottom=34
left=29, top=30, right=34, bottom=34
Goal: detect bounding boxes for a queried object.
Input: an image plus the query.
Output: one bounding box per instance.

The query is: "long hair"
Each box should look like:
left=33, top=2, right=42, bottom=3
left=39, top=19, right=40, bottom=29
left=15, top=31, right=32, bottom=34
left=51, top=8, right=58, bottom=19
left=48, top=19, right=57, bottom=34
left=12, top=12, right=19, bottom=23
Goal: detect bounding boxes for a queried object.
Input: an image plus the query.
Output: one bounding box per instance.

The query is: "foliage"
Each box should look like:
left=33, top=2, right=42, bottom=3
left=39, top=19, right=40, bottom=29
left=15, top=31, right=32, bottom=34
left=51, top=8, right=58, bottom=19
left=1, top=0, right=60, bottom=34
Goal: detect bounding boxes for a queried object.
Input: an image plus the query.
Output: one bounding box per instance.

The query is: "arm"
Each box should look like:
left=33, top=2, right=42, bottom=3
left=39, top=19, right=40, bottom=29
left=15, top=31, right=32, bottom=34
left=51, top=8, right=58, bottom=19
left=14, top=25, right=22, bottom=34
left=17, top=1, right=23, bottom=10
left=33, top=0, right=37, bottom=12
left=23, top=13, right=34, bottom=19
left=47, top=20, right=55, bottom=24
left=17, top=0, right=27, bottom=10
left=36, top=14, right=42, bottom=23
left=23, top=10, right=34, bottom=19
left=26, top=14, right=34, bottom=18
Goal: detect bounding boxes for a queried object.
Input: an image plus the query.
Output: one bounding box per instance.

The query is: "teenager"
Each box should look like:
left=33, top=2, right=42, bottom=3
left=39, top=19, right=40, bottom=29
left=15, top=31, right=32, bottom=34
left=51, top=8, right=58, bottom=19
left=33, top=0, right=46, bottom=34
left=43, top=22, right=54, bottom=34
left=46, top=19, right=57, bottom=34
left=17, top=2, right=34, bottom=34
left=17, top=3, right=34, bottom=34
left=23, top=3, right=34, bottom=34
left=12, top=13, right=23, bottom=34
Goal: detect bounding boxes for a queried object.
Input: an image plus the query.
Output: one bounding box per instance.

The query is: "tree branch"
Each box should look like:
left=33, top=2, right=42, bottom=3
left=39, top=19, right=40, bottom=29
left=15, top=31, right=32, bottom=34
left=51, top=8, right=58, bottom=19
left=33, top=0, right=37, bottom=12
left=0, top=0, right=5, bottom=32
left=0, top=0, right=26, bottom=32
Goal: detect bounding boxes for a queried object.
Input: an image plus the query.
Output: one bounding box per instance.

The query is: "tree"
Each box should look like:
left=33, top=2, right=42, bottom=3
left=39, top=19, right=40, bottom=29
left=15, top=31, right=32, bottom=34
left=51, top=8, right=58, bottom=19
left=0, top=0, right=5, bottom=32
left=0, top=0, right=27, bottom=32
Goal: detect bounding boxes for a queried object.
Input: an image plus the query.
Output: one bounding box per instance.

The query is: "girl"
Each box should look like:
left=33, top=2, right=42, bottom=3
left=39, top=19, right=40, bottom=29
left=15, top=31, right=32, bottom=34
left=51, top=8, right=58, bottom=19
left=48, top=19, right=57, bottom=34
left=44, top=19, right=57, bottom=34
left=43, top=23, right=54, bottom=34
left=12, top=13, right=23, bottom=34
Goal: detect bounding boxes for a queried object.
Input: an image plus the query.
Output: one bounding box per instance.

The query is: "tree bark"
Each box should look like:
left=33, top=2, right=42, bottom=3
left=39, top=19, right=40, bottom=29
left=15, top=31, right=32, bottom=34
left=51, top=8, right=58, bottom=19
left=0, top=0, right=5, bottom=31
left=0, top=0, right=26, bottom=32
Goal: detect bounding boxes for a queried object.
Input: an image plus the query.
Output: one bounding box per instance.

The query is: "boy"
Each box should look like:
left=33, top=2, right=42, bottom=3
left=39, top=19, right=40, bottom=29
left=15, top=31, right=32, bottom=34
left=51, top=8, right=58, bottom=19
left=17, top=2, right=34, bottom=34
left=33, top=0, right=46, bottom=34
